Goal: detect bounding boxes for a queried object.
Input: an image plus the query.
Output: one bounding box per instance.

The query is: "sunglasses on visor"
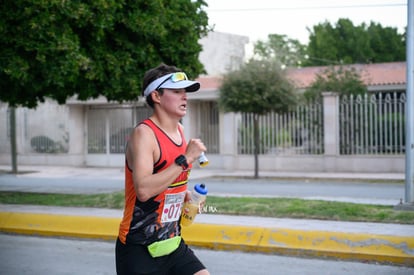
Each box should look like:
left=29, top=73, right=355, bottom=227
left=155, top=72, right=188, bottom=90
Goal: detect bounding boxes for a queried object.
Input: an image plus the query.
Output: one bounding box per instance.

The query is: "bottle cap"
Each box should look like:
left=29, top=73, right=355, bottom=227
left=194, top=183, right=208, bottom=195
left=198, top=152, right=209, bottom=167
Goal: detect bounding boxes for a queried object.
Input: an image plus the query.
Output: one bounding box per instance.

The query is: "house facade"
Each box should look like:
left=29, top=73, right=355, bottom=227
left=0, top=32, right=406, bottom=173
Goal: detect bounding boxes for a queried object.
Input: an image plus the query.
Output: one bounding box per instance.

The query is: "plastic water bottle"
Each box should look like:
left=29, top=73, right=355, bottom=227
left=198, top=152, right=209, bottom=167
left=181, top=183, right=208, bottom=226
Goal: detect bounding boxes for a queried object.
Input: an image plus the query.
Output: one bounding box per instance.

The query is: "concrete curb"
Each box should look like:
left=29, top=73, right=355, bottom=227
left=183, top=224, right=414, bottom=267
left=1, top=212, right=413, bottom=267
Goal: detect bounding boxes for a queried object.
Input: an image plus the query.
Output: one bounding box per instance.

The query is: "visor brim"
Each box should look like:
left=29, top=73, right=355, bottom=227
left=159, top=80, right=200, bottom=92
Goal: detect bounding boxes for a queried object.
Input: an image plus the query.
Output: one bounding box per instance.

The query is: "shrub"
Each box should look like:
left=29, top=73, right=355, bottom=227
left=30, top=135, right=57, bottom=153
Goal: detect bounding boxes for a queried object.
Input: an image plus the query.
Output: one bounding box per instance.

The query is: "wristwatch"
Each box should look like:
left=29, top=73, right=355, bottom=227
left=175, top=155, right=189, bottom=170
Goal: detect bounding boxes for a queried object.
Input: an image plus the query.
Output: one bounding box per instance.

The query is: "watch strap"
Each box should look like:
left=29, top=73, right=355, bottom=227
left=175, top=155, right=189, bottom=170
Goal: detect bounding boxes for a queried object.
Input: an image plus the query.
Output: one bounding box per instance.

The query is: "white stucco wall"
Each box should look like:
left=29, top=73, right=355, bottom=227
left=199, top=31, right=249, bottom=76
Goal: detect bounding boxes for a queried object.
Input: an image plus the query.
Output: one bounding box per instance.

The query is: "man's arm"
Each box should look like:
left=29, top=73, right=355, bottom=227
left=126, top=124, right=184, bottom=202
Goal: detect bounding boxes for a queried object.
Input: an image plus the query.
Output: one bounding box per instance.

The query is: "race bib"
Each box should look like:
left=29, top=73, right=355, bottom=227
left=161, top=191, right=186, bottom=223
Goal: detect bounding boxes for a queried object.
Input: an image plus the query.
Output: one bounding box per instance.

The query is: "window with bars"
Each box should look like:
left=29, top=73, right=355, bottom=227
left=87, top=105, right=152, bottom=154
left=196, top=101, right=220, bottom=154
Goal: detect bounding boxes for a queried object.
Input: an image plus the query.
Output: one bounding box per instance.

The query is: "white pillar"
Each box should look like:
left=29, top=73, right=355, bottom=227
left=68, top=105, right=85, bottom=154
left=322, top=92, right=340, bottom=155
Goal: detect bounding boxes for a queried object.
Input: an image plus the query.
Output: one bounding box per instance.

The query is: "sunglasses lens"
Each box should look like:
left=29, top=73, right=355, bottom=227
left=171, top=72, right=188, bottom=82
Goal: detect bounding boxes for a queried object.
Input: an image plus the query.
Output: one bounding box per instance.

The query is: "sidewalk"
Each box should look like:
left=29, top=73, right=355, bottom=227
left=0, top=165, right=413, bottom=266
left=0, top=164, right=406, bottom=181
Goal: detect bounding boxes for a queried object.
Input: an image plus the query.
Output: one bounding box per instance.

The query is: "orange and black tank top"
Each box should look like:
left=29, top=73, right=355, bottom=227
left=118, top=119, right=191, bottom=245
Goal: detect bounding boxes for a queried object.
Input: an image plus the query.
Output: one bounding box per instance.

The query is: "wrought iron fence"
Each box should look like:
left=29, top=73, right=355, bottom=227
left=339, top=92, right=406, bottom=154
left=0, top=92, right=407, bottom=157
left=237, top=102, right=324, bottom=155
left=237, top=92, right=406, bottom=155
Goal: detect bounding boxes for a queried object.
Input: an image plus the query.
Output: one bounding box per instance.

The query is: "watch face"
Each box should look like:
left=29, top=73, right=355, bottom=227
left=175, top=155, right=188, bottom=169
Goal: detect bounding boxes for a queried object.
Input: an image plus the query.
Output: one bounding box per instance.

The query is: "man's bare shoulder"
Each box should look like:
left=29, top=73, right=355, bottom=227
left=127, top=123, right=157, bottom=158
left=132, top=122, right=152, bottom=136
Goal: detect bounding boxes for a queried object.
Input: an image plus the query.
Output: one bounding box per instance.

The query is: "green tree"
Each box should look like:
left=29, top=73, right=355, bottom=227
left=253, top=34, right=307, bottom=68
left=219, top=59, right=297, bottom=178
left=303, top=66, right=367, bottom=102
left=0, top=0, right=208, bottom=174
left=0, top=0, right=209, bottom=108
left=367, top=22, right=406, bottom=63
left=305, top=18, right=405, bottom=66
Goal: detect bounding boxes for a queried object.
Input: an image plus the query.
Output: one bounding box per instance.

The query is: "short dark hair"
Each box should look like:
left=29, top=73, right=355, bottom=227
left=142, top=63, right=181, bottom=108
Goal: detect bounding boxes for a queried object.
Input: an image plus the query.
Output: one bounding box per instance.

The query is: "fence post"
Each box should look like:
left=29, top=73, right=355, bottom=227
left=217, top=112, right=240, bottom=170
left=322, top=92, right=340, bottom=156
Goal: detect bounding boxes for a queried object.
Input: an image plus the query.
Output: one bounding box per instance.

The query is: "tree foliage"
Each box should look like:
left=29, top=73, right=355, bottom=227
left=253, top=34, right=307, bottom=68
left=303, top=66, right=368, bottom=102
left=305, top=18, right=405, bottom=66
left=0, top=0, right=209, bottom=108
left=255, top=18, right=405, bottom=68
left=219, top=59, right=297, bottom=115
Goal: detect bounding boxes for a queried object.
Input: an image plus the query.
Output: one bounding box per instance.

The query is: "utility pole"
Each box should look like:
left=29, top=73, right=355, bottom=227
left=404, top=0, right=413, bottom=206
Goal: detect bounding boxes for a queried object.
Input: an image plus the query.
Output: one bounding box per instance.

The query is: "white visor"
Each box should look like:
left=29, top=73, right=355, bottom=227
left=143, top=73, right=200, bottom=97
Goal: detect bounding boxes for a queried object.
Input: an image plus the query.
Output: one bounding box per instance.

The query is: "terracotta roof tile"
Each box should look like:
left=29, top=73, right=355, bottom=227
left=286, top=61, right=407, bottom=88
left=196, top=75, right=223, bottom=90
left=198, top=61, right=406, bottom=90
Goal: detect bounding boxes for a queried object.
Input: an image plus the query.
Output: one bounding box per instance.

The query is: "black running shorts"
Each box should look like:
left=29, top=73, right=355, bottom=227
left=115, top=238, right=206, bottom=275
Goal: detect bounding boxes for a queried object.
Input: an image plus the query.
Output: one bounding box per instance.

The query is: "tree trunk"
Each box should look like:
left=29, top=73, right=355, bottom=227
left=253, top=114, right=259, bottom=178
left=10, top=107, right=18, bottom=174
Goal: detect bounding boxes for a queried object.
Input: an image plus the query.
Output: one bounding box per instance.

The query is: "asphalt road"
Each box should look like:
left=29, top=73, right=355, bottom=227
left=1, top=234, right=412, bottom=275
left=0, top=173, right=405, bottom=205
